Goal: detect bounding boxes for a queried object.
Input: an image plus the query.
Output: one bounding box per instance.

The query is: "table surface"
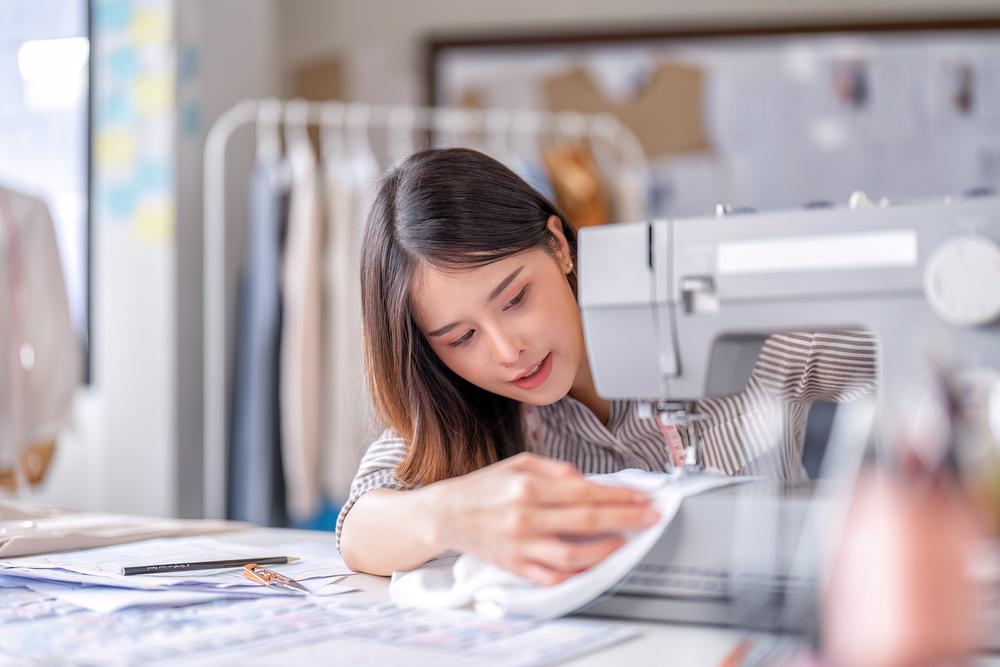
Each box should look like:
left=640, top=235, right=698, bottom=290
left=216, top=526, right=760, bottom=667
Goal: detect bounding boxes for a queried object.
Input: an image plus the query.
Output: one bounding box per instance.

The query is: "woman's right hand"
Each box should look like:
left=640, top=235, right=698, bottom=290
left=428, top=452, right=659, bottom=586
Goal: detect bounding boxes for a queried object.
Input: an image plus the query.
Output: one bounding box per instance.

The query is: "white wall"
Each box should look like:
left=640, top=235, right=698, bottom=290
left=277, top=0, right=1000, bottom=104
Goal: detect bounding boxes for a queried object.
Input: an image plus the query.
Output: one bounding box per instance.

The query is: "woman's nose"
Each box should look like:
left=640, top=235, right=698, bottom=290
left=486, top=326, right=522, bottom=366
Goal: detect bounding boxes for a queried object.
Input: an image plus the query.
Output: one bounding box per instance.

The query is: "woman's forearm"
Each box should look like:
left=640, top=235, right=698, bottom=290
left=339, top=484, right=450, bottom=575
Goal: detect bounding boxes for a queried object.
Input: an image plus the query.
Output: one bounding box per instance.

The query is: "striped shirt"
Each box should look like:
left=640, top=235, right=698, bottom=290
left=335, top=331, right=877, bottom=544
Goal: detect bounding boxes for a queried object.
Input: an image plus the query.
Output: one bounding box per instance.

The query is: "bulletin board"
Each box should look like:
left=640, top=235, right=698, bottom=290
left=426, top=18, right=1000, bottom=219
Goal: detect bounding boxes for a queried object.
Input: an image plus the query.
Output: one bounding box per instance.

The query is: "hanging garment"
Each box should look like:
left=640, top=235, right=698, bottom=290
left=540, top=143, right=609, bottom=228
left=280, top=133, right=325, bottom=523
left=320, top=149, right=378, bottom=505
left=0, top=185, right=80, bottom=489
left=229, top=162, right=289, bottom=525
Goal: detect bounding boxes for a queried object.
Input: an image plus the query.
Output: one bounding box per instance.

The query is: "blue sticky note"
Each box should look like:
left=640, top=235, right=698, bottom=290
left=108, top=47, right=140, bottom=81
left=181, top=102, right=202, bottom=137
left=99, top=88, right=134, bottom=126
left=135, top=160, right=172, bottom=193
left=179, top=45, right=200, bottom=81
left=104, top=184, right=137, bottom=220
left=94, top=0, right=131, bottom=32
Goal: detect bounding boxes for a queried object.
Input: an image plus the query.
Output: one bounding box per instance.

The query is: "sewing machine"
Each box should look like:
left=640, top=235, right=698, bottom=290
left=574, top=195, right=1000, bottom=642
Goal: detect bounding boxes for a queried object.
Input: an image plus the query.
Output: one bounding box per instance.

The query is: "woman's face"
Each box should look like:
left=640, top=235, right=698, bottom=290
left=410, top=216, right=584, bottom=406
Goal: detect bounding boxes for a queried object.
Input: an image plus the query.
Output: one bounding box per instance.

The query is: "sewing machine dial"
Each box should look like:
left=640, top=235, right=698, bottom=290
left=924, top=236, right=1000, bottom=326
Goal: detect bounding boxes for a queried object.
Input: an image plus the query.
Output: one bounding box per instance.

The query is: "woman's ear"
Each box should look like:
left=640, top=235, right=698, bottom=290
left=546, top=215, right=573, bottom=273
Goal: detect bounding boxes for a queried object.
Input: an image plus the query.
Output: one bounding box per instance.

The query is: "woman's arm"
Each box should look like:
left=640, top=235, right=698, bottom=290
left=339, top=485, right=446, bottom=574
left=338, top=452, right=657, bottom=584
left=752, top=330, right=878, bottom=404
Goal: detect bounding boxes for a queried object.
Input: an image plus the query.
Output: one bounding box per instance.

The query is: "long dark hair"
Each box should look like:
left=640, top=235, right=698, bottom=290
left=360, top=147, right=577, bottom=487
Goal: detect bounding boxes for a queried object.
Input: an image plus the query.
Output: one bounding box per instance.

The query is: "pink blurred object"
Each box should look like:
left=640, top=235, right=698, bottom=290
left=822, top=469, right=983, bottom=667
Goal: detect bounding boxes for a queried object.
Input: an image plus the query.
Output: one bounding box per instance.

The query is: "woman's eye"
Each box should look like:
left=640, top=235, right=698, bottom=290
left=503, top=286, right=528, bottom=311
left=449, top=330, right=474, bottom=348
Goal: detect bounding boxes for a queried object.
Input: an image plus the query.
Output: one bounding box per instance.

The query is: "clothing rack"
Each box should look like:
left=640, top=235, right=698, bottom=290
left=202, top=99, right=649, bottom=520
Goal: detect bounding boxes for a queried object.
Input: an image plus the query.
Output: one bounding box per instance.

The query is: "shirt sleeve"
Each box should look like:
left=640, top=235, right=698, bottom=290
left=750, top=330, right=878, bottom=404
left=334, top=429, right=409, bottom=548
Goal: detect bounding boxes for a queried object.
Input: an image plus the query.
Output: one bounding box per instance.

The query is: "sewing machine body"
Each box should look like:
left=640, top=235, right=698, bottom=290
left=578, top=196, right=1000, bottom=403
left=575, top=196, right=1000, bottom=646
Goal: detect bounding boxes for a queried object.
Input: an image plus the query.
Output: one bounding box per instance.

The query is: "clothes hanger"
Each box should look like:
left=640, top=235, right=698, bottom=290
left=255, top=98, right=283, bottom=164
left=319, top=103, right=345, bottom=166
left=283, top=98, right=312, bottom=154
left=387, top=105, right=417, bottom=168
left=346, top=104, right=379, bottom=178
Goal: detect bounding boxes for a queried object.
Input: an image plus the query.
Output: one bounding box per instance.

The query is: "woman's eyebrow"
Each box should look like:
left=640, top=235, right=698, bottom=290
left=427, top=321, right=459, bottom=337
left=426, top=265, right=525, bottom=338
left=486, top=266, right=524, bottom=303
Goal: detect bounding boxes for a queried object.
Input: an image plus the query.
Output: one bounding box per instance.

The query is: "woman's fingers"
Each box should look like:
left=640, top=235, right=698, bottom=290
left=511, top=560, right=575, bottom=587
left=525, top=476, right=651, bottom=507
left=517, top=536, right=627, bottom=574
left=525, top=503, right=660, bottom=537
left=506, top=452, right=581, bottom=479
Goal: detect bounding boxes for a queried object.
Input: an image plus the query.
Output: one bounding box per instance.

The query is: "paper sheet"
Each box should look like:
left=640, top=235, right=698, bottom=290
left=17, top=578, right=357, bottom=614
left=0, top=537, right=354, bottom=592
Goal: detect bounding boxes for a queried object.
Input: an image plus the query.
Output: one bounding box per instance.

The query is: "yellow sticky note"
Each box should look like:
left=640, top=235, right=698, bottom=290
left=134, top=75, right=172, bottom=114
left=95, top=129, right=136, bottom=168
left=131, top=8, right=170, bottom=46
left=133, top=198, right=175, bottom=242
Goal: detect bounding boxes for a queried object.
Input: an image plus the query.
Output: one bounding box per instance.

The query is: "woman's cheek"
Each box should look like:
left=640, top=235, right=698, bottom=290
left=447, top=352, right=489, bottom=388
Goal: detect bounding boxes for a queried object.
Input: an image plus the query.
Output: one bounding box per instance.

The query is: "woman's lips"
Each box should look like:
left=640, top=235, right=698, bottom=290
left=511, top=352, right=553, bottom=390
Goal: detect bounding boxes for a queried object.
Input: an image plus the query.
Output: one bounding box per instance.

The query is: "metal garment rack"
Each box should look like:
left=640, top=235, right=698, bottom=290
left=202, top=99, right=648, bottom=519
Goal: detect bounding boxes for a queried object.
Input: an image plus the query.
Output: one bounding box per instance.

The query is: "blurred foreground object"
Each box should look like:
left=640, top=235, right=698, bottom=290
left=0, top=184, right=80, bottom=493
left=822, top=367, right=997, bottom=667
left=822, top=470, right=982, bottom=667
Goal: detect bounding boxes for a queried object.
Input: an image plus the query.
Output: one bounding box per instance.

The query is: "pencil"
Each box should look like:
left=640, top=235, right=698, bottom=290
left=121, top=556, right=300, bottom=576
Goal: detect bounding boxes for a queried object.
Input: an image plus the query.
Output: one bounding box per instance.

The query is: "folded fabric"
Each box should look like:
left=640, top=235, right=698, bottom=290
left=389, top=469, right=750, bottom=619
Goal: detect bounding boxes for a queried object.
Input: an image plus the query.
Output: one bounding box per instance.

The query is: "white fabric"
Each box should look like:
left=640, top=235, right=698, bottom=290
left=0, top=186, right=79, bottom=467
left=320, top=149, right=378, bottom=503
left=388, top=469, right=749, bottom=619
left=280, top=133, right=324, bottom=520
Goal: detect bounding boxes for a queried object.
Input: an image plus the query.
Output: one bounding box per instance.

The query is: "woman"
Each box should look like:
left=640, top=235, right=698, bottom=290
left=338, top=148, right=876, bottom=584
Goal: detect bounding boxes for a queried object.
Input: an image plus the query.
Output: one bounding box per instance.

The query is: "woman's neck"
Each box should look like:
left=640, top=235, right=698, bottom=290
left=569, top=353, right=611, bottom=427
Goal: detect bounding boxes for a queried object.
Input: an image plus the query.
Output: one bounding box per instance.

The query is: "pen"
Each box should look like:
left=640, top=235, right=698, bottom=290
left=121, top=555, right=299, bottom=576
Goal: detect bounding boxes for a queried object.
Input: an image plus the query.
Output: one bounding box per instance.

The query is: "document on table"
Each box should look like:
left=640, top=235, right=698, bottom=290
left=0, top=537, right=357, bottom=611
left=0, top=592, right=637, bottom=667
left=0, top=537, right=352, bottom=582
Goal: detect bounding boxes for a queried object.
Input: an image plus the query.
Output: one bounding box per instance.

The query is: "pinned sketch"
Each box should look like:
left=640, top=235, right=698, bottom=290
left=543, top=61, right=710, bottom=158
left=133, top=197, right=174, bottom=242
left=130, top=7, right=169, bottom=46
